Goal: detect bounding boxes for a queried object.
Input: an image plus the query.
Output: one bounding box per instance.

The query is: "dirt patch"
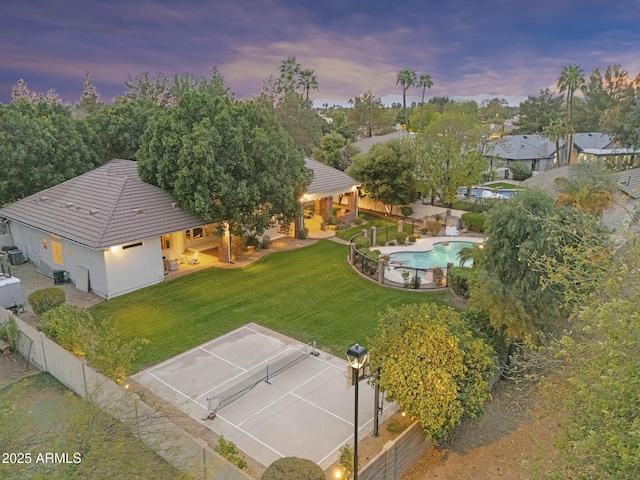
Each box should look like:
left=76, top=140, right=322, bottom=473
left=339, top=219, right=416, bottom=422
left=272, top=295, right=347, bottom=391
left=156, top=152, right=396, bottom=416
left=0, top=353, right=39, bottom=389
left=403, top=380, right=561, bottom=480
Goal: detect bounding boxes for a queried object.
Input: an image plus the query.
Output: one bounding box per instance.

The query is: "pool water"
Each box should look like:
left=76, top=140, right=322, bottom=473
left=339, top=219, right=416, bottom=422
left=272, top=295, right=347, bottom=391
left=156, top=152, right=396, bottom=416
left=458, top=187, right=518, bottom=198
left=388, top=241, right=475, bottom=268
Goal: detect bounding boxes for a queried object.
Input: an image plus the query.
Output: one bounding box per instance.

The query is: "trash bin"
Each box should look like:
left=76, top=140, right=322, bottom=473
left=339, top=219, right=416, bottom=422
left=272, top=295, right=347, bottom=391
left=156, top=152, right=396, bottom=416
left=53, top=270, right=66, bottom=285
left=8, top=249, right=25, bottom=265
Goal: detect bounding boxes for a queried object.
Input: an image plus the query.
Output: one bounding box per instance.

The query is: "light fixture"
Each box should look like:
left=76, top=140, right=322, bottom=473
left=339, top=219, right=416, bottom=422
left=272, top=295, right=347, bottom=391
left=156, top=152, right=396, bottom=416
left=346, top=343, right=370, bottom=480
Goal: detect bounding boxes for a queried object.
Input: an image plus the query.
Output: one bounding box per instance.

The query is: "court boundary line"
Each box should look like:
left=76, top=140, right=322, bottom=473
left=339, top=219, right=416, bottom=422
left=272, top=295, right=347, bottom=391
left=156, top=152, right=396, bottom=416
left=146, top=370, right=209, bottom=411
left=215, top=412, right=286, bottom=458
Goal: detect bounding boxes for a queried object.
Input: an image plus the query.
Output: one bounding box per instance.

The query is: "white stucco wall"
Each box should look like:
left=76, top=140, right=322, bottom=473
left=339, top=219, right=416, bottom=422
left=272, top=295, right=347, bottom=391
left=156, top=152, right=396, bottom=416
left=103, top=238, right=164, bottom=299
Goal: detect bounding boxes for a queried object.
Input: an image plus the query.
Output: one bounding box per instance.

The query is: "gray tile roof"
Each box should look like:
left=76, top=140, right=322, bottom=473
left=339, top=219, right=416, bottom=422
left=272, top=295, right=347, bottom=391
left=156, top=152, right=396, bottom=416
left=354, top=130, right=411, bottom=154
left=490, top=134, right=561, bottom=160
left=0, top=159, right=207, bottom=249
left=522, top=165, right=640, bottom=200
left=572, top=132, right=614, bottom=151
left=614, top=168, right=640, bottom=199
left=521, top=165, right=572, bottom=196
left=305, top=157, right=360, bottom=196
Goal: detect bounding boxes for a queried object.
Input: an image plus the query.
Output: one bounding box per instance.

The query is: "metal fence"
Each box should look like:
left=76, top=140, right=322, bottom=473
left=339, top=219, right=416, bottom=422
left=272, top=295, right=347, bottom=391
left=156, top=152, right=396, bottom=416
left=351, top=247, right=448, bottom=290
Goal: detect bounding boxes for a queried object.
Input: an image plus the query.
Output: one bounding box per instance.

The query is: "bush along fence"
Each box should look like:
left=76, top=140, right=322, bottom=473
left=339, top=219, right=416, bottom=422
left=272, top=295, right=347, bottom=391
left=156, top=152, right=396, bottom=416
left=0, top=309, right=251, bottom=480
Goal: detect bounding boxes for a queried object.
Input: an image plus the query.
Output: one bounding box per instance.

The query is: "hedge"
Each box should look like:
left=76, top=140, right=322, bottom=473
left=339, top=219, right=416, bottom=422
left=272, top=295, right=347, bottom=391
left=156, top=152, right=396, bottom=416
left=28, top=288, right=66, bottom=315
left=449, top=266, right=473, bottom=298
left=261, top=457, right=324, bottom=480
left=461, top=212, right=486, bottom=232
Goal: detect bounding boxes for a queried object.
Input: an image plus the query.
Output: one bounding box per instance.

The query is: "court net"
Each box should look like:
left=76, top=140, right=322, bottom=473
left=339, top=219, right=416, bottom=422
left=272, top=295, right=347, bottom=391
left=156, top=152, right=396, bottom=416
left=207, top=340, right=317, bottom=414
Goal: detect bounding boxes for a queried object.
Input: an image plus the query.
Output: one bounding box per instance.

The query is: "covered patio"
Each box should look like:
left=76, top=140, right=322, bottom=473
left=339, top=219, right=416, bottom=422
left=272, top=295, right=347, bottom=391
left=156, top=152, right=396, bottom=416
left=299, top=158, right=361, bottom=238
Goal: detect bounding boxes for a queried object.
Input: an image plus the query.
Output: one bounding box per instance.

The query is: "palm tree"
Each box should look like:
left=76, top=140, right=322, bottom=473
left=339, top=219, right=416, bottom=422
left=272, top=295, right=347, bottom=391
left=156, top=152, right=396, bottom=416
left=542, top=118, right=571, bottom=167
left=557, top=64, right=585, bottom=166
left=417, top=73, right=434, bottom=130
left=297, top=69, right=318, bottom=100
left=396, top=69, right=417, bottom=130
left=278, top=56, right=301, bottom=93
left=457, top=244, right=483, bottom=267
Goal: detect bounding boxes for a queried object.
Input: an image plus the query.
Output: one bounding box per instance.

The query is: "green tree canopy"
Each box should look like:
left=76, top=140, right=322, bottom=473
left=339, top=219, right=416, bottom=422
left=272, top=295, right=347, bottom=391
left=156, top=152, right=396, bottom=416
left=347, top=138, right=416, bottom=214
left=0, top=102, right=101, bottom=205
left=469, top=188, right=608, bottom=338
left=137, top=92, right=312, bottom=234
left=414, top=112, right=488, bottom=206
left=514, top=88, right=564, bottom=134
left=347, top=88, right=394, bottom=138
left=369, top=303, right=497, bottom=441
left=311, top=132, right=356, bottom=171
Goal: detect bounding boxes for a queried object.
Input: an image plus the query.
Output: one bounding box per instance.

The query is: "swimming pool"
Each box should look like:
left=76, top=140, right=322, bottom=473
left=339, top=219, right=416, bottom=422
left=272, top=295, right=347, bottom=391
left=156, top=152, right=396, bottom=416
left=458, top=187, right=518, bottom=199
left=388, top=241, right=475, bottom=269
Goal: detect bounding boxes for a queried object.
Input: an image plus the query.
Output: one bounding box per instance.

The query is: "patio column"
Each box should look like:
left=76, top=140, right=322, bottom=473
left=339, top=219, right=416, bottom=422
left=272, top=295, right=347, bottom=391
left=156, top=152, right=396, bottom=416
left=221, top=223, right=231, bottom=263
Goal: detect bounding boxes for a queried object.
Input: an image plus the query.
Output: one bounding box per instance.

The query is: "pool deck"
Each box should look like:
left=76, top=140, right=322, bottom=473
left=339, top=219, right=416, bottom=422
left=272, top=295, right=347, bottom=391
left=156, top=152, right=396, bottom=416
left=375, top=235, right=486, bottom=255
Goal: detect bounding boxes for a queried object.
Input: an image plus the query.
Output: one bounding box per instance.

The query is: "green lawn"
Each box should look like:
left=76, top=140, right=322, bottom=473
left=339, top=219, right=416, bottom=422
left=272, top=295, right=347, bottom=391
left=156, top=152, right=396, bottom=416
left=486, top=182, right=524, bottom=189
left=90, top=240, right=454, bottom=371
left=336, top=211, right=414, bottom=241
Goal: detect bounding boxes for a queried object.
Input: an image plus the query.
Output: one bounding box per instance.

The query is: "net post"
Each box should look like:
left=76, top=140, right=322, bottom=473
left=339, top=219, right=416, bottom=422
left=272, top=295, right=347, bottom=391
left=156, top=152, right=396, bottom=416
left=265, top=365, right=270, bottom=384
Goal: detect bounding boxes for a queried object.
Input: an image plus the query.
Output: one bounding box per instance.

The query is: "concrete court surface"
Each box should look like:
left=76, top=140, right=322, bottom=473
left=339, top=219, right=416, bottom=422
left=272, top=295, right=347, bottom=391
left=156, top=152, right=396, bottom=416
left=133, top=323, right=397, bottom=469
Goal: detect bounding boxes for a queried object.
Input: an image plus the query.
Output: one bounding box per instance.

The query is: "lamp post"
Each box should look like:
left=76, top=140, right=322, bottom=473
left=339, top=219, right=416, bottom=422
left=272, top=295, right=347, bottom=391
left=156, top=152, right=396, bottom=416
left=347, top=343, right=369, bottom=480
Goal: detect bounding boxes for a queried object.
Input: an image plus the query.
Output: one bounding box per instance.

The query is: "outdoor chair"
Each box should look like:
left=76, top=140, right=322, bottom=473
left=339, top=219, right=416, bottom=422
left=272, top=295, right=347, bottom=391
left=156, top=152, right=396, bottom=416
left=188, top=252, right=200, bottom=265
left=445, top=226, right=459, bottom=237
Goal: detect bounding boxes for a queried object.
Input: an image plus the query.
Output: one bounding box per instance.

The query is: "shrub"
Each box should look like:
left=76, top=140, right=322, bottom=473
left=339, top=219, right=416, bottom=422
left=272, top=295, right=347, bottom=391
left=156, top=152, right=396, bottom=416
left=338, top=445, right=354, bottom=480
left=509, top=162, right=533, bottom=181
left=432, top=266, right=444, bottom=286
left=353, top=236, right=371, bottom=250
left=426, top=221, right=441, bottom=236
left=40, top=304, right=148, bottom=383
left=261, top=457, right=323, bottom=480
left=387, top=241, right=396, bottom=246
left=28, top=288, right=66, bottom=316
left=449, top=266, right=473, bottom=298
left=327, top=216, right=340, bottom=226
left=260, top=236, right=271, bottom=249
left=408, top=235, right=416, bottom=243
left=0, top=316, right=19, bottom=352
left=461, top=212, right=486, bottom=232
left=400, top=205, right=414, bottom=218
left=216, top=437, right=247, bottom=470
left=245, top=233, right=260, bottom=249
left=396, top=231, right=408, bottom=245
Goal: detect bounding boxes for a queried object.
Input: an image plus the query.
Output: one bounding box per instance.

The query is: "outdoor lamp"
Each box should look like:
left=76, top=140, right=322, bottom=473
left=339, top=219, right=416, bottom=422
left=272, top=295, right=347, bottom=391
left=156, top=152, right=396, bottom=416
left=347, top=343, right=369, bottom=375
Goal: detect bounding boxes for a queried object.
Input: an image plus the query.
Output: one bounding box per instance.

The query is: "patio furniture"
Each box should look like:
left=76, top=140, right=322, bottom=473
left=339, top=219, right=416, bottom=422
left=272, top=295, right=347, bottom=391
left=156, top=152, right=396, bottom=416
left=445, top=226, right=459, bottom=237
left=187, top=252, right=200, bottom=265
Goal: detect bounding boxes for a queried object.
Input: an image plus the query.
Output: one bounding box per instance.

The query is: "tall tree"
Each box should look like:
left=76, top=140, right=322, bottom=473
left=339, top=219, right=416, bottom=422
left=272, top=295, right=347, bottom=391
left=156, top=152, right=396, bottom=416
left=138, top=92, right=312, bottom=234
left=542, top=118, right=570, bottom=167
left=396, top=69, right=417, bottom=129
left=347, top=88, right=394, bottom=138
left=514, top=88, right=564, bottom=134
left=347, top=138, right=416, bottom=214
left=557, top=64, right=585, bottom=165
left=297, top=69, right=318, bottom=100
left=277, top=56, right=301, bottom=93
left=414, top=112, right=488, bottom=206
left=417, top=73, right=434, bottom=130
left=75, top=71, right=101, bottom=116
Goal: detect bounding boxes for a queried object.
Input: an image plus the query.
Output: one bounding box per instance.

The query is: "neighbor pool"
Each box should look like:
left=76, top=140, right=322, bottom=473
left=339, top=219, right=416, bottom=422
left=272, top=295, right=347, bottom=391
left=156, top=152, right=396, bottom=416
left=458, top=187, right=518, bottom=198
left=388, top=241, right=475, bottom=269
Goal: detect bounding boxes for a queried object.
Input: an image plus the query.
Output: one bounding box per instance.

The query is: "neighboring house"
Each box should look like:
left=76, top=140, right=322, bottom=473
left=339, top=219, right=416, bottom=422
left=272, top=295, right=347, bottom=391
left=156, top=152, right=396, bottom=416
left=0, top=160, right=210, bottom=299
left=0, top=158, right=360, bottom=299
left=487, top=134, right=563, bottom=173
left=570, top=132, right=615, bottom=165
left=354, top=130, right=410, bottom=155
left=578, top=147, right=640, bottom=171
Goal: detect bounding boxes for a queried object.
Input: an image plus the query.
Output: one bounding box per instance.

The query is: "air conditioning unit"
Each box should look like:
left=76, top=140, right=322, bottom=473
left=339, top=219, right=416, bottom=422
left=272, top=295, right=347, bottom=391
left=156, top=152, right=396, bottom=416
left=8, top=249, right=25, bottom=265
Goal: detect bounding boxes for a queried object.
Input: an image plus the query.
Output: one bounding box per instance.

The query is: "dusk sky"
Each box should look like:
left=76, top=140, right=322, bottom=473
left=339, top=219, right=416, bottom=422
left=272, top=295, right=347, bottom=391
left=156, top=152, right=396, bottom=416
left=2, top=0, right=639, bottom=107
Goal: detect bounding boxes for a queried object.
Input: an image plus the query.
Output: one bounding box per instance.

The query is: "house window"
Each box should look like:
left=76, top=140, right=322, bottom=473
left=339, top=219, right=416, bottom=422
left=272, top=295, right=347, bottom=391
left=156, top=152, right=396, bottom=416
left=51, top=240, right=64, bottom=265
left=161, top=234, right=172, bottom=250
left=186, top=229, right=191, bottom=241
left=193, top=227, right=203, bottom=239
left=42, top=237, right=47, bottom=249
left=122, top=242, right=143, bottom=250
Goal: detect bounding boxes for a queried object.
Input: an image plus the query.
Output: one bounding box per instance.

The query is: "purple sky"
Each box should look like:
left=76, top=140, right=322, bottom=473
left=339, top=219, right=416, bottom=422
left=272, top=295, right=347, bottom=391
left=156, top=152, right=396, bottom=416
left=2, top=0, right=639, bottom=106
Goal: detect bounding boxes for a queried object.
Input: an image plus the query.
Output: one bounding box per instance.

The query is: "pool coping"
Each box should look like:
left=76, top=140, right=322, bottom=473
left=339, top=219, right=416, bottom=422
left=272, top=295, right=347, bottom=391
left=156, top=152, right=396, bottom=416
left=374, top=235, right=486, bottom=256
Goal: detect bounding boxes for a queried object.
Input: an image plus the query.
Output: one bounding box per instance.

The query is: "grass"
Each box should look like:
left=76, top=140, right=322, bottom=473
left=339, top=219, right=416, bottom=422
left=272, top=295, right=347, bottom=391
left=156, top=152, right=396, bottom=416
left=336, top=211, right=416, bottom=243
left=90, top=240, right=455, bottom=371
left=485, top=182, right=524, bottom=189
left=0, top=373, right=182, bottom=479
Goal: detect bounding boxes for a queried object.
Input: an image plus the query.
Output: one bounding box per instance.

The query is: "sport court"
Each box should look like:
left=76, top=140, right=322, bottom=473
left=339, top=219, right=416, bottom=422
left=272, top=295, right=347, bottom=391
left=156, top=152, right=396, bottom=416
left=132, top=323, right=397, bottom=469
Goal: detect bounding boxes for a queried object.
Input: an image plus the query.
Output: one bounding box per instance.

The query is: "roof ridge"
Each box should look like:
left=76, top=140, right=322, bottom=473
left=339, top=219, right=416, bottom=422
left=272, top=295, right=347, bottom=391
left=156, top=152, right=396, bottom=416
left=95, top=174, right=128, bottom=246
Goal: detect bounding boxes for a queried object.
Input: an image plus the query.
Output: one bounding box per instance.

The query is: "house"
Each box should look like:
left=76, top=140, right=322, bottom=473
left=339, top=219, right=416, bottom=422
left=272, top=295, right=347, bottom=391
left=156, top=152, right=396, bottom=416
left=0, top=160, right=211, bottom=299
left=487, top=134, right=564, bottom=173
left=0, top=158, right=361, bottom=299
left=570, top=132, right=615, bottom=164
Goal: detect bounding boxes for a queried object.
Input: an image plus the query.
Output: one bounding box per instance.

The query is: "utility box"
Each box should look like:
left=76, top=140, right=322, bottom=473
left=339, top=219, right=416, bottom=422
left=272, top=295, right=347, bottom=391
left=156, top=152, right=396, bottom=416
left=8, top=249, right=25, bottom=265
left=53, top=270, right=66, bottom=285
left=0, top=275, right=24, bottom=309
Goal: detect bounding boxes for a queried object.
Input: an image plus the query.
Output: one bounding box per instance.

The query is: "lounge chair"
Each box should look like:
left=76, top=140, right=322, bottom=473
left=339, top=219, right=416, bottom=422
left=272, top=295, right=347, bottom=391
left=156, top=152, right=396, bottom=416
left=187, top=252, right=200, bottom=265
left=445, top=226, right=459, bottom=237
